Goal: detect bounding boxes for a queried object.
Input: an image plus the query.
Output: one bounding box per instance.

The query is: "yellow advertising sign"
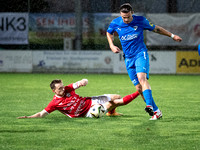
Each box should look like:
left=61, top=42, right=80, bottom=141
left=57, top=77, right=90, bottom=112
left=176, top=51, right=200, bottom=73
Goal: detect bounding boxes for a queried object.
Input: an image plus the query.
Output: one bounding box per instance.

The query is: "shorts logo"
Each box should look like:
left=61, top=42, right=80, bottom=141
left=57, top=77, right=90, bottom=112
left=133, top=26, right=138, bottom=30
left=132, top=79, right=137, bottom=84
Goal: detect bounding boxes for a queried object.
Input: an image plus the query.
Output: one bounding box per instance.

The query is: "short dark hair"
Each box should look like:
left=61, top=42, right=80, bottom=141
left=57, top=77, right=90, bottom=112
left=120, top=3, right=133, bottom=13
left=50, top=79, right=62, bottom=90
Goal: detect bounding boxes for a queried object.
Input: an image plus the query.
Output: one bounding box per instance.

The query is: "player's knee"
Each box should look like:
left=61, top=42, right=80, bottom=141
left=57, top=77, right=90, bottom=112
left=138, top=77, right=145, bottom=85
left=115, top=94, right=122, bottom=99
left=137, top=73, right=147, bottom=85
left=110, top=94, right=121, bottom=101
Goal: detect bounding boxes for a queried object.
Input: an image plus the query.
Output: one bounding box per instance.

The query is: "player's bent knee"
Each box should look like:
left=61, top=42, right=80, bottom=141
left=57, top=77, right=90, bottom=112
left=110, top=94, right=121, bottom=101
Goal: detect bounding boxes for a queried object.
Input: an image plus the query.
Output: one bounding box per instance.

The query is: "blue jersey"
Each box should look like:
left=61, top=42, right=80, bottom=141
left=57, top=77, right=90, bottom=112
left=107, top=15, right=155, bottom=58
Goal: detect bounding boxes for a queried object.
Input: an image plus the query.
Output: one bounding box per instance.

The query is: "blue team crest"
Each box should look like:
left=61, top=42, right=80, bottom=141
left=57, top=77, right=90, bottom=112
left=149, top=22, right=154, bottom=27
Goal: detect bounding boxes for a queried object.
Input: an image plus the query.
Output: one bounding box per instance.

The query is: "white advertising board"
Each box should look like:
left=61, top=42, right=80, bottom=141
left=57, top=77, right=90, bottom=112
left=0, top=51, right=32, bottom=72
left=0, top=50, right=177, bottom=74
left=149, top=51, right=176, bottom=74
left=32, top=51, right=113, bottom=73
left=0, top=13, right=29, bottom=44
left=113, top=53, right=126, bottom=73
left=113, top=51, right=176, bottom=74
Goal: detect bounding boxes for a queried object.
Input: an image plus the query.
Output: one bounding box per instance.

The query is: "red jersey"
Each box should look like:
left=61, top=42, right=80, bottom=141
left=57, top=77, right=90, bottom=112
left=45, top=83, right=92, bottom=118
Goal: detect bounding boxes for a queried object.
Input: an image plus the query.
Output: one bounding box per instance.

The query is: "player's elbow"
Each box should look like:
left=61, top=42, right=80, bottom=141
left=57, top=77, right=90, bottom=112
left=39, top=110, right=48, bottom=118
left=153, top=25, right=160, bottom=33
left=39, top=114, right=45, bottom=118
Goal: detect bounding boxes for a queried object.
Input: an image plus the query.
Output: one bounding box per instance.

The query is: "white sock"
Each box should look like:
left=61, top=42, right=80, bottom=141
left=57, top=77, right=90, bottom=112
left=155, top=109, right=160, bottom=113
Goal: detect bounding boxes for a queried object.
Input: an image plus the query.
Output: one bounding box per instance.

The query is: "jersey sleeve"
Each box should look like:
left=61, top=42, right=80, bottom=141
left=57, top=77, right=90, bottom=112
left=142, top=17, right=155, bottom=31
left=65, top=83, right=75, bottom=91
left=45, top=100, right=56, bottom=114
left=107, top=22, right=116, bottom=34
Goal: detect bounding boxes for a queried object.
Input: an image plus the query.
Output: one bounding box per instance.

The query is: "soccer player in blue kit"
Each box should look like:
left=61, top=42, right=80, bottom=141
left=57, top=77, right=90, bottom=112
left=107, top=3, right=182, bottom=120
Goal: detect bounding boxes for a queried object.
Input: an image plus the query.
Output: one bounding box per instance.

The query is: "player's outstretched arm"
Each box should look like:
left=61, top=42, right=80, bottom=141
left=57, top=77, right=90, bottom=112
left=17, top=110, right=48, bottom=119
left=73, top=79, right=88, bottom=89
left=106, top=32, right=121, bottom=53
left=153, top=25, right=182, bottom=42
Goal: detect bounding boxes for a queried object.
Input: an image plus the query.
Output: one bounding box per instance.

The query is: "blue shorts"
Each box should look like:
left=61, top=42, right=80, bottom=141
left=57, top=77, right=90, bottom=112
left=125, top=51, right=150, bottom=86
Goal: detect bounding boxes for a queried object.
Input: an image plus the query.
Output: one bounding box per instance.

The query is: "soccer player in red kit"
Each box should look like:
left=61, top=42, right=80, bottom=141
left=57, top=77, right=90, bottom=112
left=17, top=79, right=140, bottom=119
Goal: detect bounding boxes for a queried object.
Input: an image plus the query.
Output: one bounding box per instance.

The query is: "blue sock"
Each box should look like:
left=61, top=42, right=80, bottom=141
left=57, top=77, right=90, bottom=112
left=152, top=97, right=158, bottom=111
left=143, top=89, right=158, bottom=111
left=143, top=89, right=152, bottom=106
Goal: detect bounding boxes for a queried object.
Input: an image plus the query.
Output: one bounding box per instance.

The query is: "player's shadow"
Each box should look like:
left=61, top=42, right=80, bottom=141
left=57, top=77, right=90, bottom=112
left=102, top=114, right=145, bottom=122
left=0, top=129, right=46, bottom=133
left=43, top=115, right=87, bottom=123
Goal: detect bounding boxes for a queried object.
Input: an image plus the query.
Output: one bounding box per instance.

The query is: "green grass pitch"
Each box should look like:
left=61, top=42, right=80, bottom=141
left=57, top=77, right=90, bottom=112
left=0, top=73, right=199, bottom=150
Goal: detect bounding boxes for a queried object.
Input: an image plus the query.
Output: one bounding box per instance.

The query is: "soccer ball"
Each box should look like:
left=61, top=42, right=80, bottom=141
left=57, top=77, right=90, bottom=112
left=90, top=104, right=105, bottom=118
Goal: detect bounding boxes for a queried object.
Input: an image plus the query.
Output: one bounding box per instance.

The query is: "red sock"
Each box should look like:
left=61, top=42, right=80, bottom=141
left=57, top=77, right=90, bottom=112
left=123, top=91, right=140, bottom=105
left=108, top=108, right=116, bottom=114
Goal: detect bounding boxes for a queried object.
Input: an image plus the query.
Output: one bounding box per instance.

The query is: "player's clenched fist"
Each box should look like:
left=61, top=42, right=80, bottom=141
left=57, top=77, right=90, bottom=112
left=79, top=79, right=88, bottom=86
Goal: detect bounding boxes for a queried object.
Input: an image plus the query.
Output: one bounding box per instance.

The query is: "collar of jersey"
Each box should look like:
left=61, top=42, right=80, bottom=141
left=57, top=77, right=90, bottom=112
left=55, top=94, right=64, bottom=98
left=121, top=15, right=134, bottom=25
